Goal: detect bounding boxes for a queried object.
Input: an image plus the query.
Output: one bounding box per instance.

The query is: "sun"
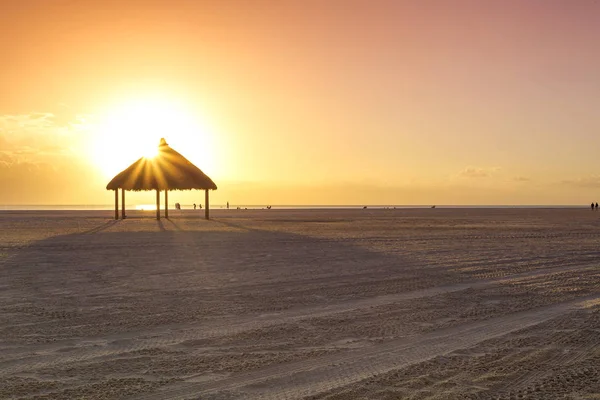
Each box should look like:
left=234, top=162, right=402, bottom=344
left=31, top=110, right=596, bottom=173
left=89, top=98, right=217, bottom=178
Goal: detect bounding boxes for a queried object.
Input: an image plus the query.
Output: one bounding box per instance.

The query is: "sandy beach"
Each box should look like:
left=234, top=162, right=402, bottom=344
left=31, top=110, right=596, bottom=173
left=0, top=208, right=598, bottom=399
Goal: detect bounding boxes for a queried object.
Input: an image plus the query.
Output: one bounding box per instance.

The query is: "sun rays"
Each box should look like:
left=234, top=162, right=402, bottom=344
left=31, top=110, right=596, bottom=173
left=89, top=97, right=216, bottom=178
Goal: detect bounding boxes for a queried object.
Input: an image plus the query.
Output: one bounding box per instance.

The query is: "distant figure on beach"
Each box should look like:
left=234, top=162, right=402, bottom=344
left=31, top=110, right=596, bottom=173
left=592, top=203, right=595, bottom=210
left=175, top=203, right=181, bottom=210
left=199, top=203, right=202, bottom=209
left=227, top=201, right=229, bottom=209
left=596, top=203, right=598, bottom=210
left=193, top=203, right=197, bottom=210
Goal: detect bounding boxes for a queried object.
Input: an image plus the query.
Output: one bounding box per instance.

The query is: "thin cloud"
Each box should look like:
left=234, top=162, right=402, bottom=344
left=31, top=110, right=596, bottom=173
left=513, top=176, right=531, bottom=182
left=0, top=113, right=88, bottom=165
left=28, top=112, right=53, bottom=120
left=51, top=103, right=81, bottom=126
left=560, top=176, right=600, bottom=188
left=0, top=152, right=13, bottom=166
left=458, top=166, right=500, bottom=178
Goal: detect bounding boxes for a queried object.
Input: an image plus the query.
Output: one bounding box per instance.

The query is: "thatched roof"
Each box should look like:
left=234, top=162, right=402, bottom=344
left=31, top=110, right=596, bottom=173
left=106, top=138, right=217, bottom=191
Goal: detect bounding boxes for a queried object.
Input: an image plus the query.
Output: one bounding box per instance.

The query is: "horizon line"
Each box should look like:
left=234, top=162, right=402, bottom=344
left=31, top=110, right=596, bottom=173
left=0, top=204, right=595, bottom=208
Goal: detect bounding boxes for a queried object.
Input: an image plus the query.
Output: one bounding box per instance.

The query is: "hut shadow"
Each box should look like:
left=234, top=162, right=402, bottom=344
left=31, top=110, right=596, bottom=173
left=211, top=218, right=261, bottom=232
left=79, top=220, right=120, bottom=235
left=164, top=219, right=183, bottom=231
left=0, top=225, right=472, bottom=398
left=157, top=219, right=167, bottom=232
left=2, top=227, right=438, bottom=317
left=0, top=222, right=492, bottom=369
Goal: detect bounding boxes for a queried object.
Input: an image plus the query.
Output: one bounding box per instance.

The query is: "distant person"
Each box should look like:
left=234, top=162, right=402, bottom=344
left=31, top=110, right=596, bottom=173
left=596, top=203, right=598, bottom=210
left=199, top=203, right=202, bottom=209
left=193, top=203, right=197, bottom=210
left=227, top=201, right=229, bottom=209
left=592, top=203, right=595, bottom=211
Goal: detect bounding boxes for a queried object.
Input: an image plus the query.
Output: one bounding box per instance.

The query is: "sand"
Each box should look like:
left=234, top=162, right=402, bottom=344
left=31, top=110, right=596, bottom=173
left=0, top=208, right=598, bottom=399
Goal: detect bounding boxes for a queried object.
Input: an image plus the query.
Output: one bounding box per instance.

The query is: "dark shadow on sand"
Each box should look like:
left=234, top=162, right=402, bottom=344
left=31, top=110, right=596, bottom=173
left=210, top=218, right=263, bottom=232
left=164, top=218, right=183, bottom=231
left=0, top=219, right=485, bottom=352
left=78, top=220, right=120, bottom=235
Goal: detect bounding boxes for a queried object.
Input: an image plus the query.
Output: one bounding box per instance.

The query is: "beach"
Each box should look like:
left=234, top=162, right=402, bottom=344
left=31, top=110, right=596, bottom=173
left=0, top=208, right=598, bottom=399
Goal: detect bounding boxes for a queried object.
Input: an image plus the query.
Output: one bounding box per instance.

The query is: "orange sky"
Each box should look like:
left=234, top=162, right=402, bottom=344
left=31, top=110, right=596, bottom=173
left=2, top=1, right=600, bottom=206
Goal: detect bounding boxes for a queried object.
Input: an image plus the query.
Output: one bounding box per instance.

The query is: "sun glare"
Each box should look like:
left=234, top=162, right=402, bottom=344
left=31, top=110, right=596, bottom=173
left=143, top=146, right=159, bottom=159
left=90, top=98, right=218, bottom=178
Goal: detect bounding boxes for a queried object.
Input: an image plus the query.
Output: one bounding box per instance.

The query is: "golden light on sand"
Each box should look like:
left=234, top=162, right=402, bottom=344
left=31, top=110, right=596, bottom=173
left=90, top=98, right=218, bottom=178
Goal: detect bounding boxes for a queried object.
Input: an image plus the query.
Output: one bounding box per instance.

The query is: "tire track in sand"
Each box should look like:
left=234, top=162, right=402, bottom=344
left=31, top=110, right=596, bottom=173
left=0, top=264, right=595, bottom=376
left=129, top=294, right=600, bottom=400
left=492, top=341, right=600, bottom=397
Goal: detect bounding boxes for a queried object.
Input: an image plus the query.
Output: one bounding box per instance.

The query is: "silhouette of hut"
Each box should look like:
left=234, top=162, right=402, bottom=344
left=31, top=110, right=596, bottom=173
left=106, top=138, right=217, bottom=220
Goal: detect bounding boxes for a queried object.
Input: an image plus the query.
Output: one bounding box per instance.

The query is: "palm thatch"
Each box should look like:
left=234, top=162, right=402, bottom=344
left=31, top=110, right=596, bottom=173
left=106, top=138, right=217, bottom=191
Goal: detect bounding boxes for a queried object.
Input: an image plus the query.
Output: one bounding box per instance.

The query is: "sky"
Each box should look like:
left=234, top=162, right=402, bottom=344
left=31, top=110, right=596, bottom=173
left=2, top=0, right=600, bottom=206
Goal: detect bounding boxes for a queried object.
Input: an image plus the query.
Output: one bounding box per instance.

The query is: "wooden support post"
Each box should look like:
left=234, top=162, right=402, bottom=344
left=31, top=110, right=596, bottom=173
left=165, top=190, right=169, bottom=219
left=156, top=189, right=160, bottom=220
left=114, top=189, right=119, bottom=220
left=205, top=189, right=209, bottom=220
left=121, top=189, right=126, bottom=219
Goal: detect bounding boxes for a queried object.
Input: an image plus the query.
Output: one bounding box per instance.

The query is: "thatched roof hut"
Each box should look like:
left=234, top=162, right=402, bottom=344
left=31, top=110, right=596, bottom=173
left=106, top=138, right=217, bottom=220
